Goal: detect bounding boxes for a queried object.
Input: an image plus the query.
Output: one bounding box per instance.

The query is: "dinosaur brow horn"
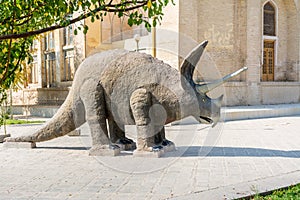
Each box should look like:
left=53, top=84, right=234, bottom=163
left=180, top=40, right=208, bottom=87
left=196, top=67, right=248, bottom=94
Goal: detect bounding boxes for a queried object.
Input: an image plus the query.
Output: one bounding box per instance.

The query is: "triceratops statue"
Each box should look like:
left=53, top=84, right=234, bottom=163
left=5, top=41, right=247, bottom=157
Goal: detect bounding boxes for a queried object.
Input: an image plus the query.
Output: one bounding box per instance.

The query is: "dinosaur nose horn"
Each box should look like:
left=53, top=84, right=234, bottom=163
left=196, top=67, right=248, bottom=94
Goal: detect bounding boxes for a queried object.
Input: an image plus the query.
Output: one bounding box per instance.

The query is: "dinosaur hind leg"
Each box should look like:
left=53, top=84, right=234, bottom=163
left=80, top=80, right=120, bottom=156
left=108, top=120, right=136, bottom=150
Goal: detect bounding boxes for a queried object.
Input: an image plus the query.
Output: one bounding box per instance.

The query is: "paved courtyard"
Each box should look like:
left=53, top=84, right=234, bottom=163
left=0, top=116, right=300, bottom=199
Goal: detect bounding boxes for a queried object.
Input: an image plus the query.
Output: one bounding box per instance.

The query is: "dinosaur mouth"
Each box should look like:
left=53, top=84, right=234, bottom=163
left=199, top=116, right=213, bottom=124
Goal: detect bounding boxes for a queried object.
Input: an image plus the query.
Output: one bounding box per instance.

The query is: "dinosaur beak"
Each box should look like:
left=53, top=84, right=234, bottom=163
left=212, top=116, right=220, bottom=128
left=199, top=95, right=223, bottom=127
left=198, top=116, right=219, bottom=127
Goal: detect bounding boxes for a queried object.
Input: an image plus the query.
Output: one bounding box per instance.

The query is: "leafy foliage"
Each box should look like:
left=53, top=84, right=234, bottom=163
left=5, top=119, right=45, bottom=125
left=251, top=184, right=300, bottom=200
left=0, top=0, right=174, bottom=40
left=0, top=38, right=33, bottom=90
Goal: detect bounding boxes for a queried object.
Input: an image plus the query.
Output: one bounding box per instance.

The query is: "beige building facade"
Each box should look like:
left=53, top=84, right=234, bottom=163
left=12, top=0, right=300, bottom=113
left=12, top=26, right=76, bottom=106
left=179, top=0, right=300, bottom=105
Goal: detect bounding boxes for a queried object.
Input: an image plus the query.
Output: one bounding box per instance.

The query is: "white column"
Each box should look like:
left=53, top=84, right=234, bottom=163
left=298, top=1, right=300, bottom=82
left=246, top=0, right=262, bottom=105
left=40, top=38, right=47, bottom=88
left=54, top=29, right=62, bottom=85
left=37, top=39, right=43, bottom=88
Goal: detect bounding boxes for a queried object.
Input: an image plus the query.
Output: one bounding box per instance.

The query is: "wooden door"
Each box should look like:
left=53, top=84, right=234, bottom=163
left=262, top=41, right=275, bottom=81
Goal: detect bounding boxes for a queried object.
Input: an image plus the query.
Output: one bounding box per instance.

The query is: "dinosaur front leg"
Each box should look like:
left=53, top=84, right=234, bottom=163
left=155, top=127, right=176, bottom=152
left=108, top=120, right=136, bottom=150
left=130, top=88, right=164, bottom=157
left=80, top=80, right=120, bottom=156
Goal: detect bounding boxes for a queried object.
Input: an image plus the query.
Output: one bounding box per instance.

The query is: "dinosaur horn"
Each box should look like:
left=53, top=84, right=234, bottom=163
left=196, top=67, right=248, bottom=94
left=180, top=40, right=208, bottom=87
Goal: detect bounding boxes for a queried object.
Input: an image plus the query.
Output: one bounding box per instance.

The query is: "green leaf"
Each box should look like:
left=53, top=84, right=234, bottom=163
left=128, top=18, right=133, bottom=26
left=83, top=25, right=89, bottom=34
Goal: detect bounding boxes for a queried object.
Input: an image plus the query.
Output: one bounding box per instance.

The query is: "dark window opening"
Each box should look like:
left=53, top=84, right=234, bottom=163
left=264, top=2, right=276, bottom=36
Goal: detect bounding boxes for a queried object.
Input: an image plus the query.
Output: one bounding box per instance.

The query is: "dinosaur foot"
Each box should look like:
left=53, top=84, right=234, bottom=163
left=161, top=139, right=176, bottom=152
left=133, top=145, right=164, bottom=158
left=89, top=144, right=120, bottom=156
left=114, top=138, right=136, bottom=151
left=68, top=129, right=81, bottom=137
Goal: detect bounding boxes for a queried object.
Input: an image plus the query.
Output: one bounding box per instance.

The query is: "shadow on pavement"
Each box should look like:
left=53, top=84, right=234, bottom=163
left=37, top=146, right=89, bottom=151
left=174, top=146, right=300, bottom=158
left=33, top=146, right=300, bottom=158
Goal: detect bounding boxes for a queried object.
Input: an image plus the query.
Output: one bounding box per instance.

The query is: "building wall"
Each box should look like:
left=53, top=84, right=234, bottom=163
left=85, top=12, right=144, bottom=56
left=12, top=0, right=300, bottom=109
left=179, top=0, right=300, bottom=106
left=12, top=24, right=77, bottom=106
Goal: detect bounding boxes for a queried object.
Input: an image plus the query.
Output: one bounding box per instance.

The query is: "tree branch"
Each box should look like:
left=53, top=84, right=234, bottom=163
left=1, top=2, right=46, bottom=27
left=0, top=1, right=149, bottom=41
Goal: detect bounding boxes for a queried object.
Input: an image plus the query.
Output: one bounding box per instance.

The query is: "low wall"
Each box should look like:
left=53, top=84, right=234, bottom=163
left=12, top=87, right=70, bottom=106
left=12, top=103, right=300, bottom=124
left=260, top=82, right=300, bottom=104
left=172, top=103, right=300, bottom=125
left=224, top=82, right=300, bottom=106
left=12, top=105, right=60, bottom=118
left=223, top=103, right=300, bottom=121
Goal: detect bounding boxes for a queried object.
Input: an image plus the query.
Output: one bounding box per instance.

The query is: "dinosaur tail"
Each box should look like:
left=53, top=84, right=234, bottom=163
left=7, top=92, right=83, bottom=143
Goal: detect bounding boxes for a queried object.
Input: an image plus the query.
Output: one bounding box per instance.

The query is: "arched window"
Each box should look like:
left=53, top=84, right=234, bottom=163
left=262, top=1, right=277, bottom=82
left=62, top=23, right=75, bottom=82
left=44, top=32, right=56, bottom=87
left=264, top=2, right=276, bottom=36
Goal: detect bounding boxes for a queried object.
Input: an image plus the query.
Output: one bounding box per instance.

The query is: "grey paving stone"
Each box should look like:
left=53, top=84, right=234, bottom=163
left=0, top=116, right=300, bottom=199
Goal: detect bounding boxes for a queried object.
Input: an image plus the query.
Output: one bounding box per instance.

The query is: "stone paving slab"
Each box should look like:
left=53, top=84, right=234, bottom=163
left=3, top=142, right=36, bottom=148
left=0, top=116, right=299, bottom=199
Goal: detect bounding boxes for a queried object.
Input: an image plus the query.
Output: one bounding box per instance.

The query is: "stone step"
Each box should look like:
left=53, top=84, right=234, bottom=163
left=172, top=103, right=300, bottom=125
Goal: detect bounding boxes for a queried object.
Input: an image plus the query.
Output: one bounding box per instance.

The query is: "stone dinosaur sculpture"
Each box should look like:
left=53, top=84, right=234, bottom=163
left=5, top=41, right=247, bottom=157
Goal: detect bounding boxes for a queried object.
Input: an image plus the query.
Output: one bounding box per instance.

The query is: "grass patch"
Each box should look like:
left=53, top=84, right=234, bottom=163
left=249, top=184, right=300, bottom=200
left=5, top=119, right=45, bottom=125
